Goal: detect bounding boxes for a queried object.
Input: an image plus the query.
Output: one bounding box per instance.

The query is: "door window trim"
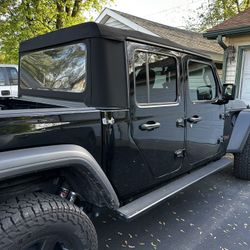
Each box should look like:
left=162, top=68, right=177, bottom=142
left=133, top=48, right=180, bottom=108
left=187, top=59, right=220, bottom=104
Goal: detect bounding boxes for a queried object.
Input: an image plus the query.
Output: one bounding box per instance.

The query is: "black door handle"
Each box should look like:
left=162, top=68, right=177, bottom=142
left=187, top=115, right=202, bottom=124
left=140, top=121, right=161, bottom=131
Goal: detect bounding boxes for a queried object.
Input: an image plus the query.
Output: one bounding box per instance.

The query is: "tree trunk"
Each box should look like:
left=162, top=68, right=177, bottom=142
left=56, top=1, right=64, bottom=29
left=72, top=0, right=81, bottom=17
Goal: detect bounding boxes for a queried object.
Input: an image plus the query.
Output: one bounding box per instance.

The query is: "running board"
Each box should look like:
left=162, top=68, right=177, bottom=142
left=117, top=157, right=233, bottom=220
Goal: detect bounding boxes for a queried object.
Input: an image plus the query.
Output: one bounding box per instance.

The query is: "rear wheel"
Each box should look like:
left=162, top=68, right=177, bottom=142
left=234, top=135, right=250, bottom=180
left=0, top=193, right=98, bottom=250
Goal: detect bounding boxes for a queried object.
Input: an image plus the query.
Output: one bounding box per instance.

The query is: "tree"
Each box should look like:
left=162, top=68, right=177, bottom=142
left=0, top=0, right=113, bottom=63
left=185, top=0, right=250, bottom=32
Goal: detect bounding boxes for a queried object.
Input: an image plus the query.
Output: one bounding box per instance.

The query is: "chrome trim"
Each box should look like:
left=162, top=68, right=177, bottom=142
left=145, top=53, right=150, bottom=102
left=132, top=47, right=180, bottom=109
left=136, top=99, right=180, bottom=108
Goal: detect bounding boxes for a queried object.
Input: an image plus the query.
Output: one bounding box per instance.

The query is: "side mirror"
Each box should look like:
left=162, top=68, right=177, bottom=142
left=222, top=84, right=236, bottom=100
left=197, top=86, right=212, bottom=100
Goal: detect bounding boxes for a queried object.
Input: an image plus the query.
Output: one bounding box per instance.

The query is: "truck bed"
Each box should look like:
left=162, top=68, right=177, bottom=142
left=0, top=96, right=102, bottom=164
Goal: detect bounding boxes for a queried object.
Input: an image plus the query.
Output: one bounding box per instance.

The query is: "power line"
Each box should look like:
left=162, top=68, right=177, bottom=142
left=145, top=0, right=205, bottom=18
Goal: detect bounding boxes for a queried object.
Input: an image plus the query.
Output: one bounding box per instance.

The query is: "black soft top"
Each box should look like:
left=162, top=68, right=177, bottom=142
left=20, top=22, right=209, bottom=59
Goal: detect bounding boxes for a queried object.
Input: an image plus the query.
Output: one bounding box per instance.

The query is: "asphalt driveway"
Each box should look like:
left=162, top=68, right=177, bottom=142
left=93, top=166, right=250, bottom=250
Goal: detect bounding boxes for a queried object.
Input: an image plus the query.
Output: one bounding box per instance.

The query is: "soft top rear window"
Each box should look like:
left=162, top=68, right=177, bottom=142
left=20, top=43, right=87, bottom=93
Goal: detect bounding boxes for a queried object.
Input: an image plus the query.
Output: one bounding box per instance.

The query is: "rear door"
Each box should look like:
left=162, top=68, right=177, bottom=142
left=185, top=58, right=225, bottom=166
left=128, top=42, right=185, bottom=178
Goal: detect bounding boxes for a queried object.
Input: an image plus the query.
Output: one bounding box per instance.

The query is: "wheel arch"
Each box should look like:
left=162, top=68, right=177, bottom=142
left=227, top=110, right=250, bottom=153
left=0, top=144, right=120, bottom=209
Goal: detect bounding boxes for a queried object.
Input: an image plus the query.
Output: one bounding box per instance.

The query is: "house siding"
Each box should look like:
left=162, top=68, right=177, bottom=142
left=105, top=17, right=132, bottom=30
left=225, top=35, right=250, bottom=85
left=225, top=60, right=237, bottom=84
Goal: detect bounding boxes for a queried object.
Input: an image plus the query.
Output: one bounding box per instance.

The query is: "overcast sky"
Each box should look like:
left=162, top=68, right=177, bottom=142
left=95, top=0, right=206, bottom=29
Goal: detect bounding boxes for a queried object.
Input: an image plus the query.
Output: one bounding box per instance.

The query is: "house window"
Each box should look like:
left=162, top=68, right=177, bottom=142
left=237, top=48, right=250, bottom=104
left=134, top=50, right=177, bottom=105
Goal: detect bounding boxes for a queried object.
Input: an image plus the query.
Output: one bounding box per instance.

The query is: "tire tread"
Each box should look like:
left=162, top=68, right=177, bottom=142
left=0, top=192, right=97, bottom=250
left=234, top=135, right=250, bottom=180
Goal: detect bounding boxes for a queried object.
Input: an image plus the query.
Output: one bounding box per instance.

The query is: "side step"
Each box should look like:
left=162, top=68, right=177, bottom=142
left=117, top=157, right=233, bottom=220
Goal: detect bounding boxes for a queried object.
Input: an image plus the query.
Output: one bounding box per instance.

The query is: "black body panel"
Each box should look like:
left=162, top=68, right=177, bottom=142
left=0, top=108, right=102, bottom=164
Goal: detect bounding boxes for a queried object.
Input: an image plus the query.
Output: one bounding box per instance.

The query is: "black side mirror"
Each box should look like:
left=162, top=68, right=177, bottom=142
left=197, top=86, right=212, bottom=100
left=223, top=84, right=236, bottom=100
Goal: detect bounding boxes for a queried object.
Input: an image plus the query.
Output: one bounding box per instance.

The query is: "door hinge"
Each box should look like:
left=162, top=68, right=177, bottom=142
left=174, top=148, right=186, bottom=158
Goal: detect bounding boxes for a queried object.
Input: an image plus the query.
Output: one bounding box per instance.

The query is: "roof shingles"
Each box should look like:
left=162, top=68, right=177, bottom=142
left=207, top=7, right=250, bottom=32
left=112, top=9, right=223, bottom=55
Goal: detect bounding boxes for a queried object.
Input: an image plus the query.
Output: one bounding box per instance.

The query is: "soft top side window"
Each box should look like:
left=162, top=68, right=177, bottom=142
left=20, top=43, right=87, bottom=93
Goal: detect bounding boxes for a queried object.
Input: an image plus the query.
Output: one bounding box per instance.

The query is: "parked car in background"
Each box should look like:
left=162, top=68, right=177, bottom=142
left=0, top=64, right=18, bottom=98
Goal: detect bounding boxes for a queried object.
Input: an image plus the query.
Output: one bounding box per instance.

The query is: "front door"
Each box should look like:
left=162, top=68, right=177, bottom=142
left=128, top=42, right=185, bottom=178
left=185, top=59, right=225, bottom=166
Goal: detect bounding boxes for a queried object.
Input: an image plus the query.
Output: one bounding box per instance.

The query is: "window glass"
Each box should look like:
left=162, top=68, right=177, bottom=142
left=134, top=50, right=177, bottom=105
left=20, top=43, right=87, bottom=93
left=188, top=61, right=217, bottom=101
left=0, top=68, right=6, bottom=86
left=148, top=53, right=177, bottom=103
left=7, top=67, right=18, bottom=85
left=134, top=51, right=148, bottom=103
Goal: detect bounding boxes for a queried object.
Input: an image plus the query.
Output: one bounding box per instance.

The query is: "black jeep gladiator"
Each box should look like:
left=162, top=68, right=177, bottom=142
left=0, top=22, right=248, bottom=249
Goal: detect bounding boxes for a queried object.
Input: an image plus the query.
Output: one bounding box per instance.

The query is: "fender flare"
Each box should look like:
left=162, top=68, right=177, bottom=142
left=0, top=144, right=120, bottom=209
left=227, top=110, right=250, bottom=153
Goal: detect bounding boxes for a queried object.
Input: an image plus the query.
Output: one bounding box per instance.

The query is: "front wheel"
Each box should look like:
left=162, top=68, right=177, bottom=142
left=0, top=193, right=98, bottom=250
left=234, top=136, right=250, bottom=180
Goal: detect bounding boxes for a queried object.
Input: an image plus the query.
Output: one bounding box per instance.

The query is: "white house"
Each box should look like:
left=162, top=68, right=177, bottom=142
left=204, top=8, right=250, bottom=105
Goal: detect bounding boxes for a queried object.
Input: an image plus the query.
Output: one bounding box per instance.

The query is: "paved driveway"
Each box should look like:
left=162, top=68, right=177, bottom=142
left=93, top=166, right=250, bottom=250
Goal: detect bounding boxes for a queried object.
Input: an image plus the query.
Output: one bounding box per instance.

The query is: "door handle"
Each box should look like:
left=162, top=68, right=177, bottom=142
left=140, top=121, right=161, bottom=131
left=187, top=115, right=202, bottom=124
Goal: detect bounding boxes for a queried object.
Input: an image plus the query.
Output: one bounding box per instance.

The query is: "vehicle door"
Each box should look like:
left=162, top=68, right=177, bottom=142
left=185, top=58, right=225, bottom=166
left=128, top=41, right=185, bottom=178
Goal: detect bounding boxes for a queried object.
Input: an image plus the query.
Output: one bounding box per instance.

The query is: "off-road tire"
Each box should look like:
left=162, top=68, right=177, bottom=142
left=234, top=136, right=250, bottom=180
left=0, top=192, right=98, bottom=250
